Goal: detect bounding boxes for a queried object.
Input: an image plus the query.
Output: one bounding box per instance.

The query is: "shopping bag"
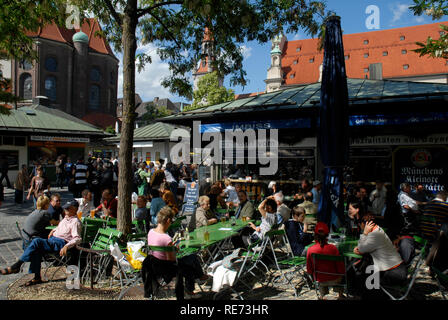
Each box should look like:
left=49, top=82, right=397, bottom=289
left=127, top=241, right=147, bottom=262
left=110, top=243, right=131, bottom=273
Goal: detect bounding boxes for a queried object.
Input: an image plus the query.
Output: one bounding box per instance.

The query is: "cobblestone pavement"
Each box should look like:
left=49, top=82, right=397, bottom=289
left=0, top=187, right=73, bottom=300
left=2, top=186, right=446, bottom=301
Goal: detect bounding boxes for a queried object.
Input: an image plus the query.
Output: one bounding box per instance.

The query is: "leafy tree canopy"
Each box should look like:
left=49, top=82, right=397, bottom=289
left=410, top=0, right=448, bottom=59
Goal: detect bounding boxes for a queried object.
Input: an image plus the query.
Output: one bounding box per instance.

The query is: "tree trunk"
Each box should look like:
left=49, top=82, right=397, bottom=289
left=117, top=1, right=138, bottom=237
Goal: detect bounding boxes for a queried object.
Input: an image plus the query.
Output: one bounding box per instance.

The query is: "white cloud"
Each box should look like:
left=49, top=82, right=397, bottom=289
left=240, top=45, right=253, bottom=59
left=415, top=16, right=425, bottom=23
left=116, top=44, right=182, bottom=102
left=390, top=3, right=411, bottom=23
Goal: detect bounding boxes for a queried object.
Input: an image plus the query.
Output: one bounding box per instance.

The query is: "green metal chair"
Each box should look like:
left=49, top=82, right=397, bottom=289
left=380, top=236, right=428, bottom=300
left=310, top=253, right=347, bottom=299
left=77, top=227, right=123, bottom=288
left=278, top=256, right=312, bottom=297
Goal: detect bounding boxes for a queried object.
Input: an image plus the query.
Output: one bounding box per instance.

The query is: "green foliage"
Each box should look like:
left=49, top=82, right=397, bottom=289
left=105, top=125, right=116, bottom=134
left=410, top=0, right=448, bottom=59
left=140, top=102, right=173, bottom=122
left=73, top=0, right=329, bottom=100
left=187, top=71, right=234, bottom=111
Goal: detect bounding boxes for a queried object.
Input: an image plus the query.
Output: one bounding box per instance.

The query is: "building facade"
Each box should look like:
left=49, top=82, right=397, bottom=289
left=265, top=22, right=448, bottom=92
left=7, top=19, right=119, bottom=128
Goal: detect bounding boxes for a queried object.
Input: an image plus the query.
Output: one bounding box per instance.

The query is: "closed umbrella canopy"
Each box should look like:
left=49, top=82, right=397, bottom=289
left=317, top=16, right=350, bottom=227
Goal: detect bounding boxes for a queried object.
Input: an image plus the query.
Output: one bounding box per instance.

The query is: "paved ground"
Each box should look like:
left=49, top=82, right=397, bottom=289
left=0, top=186, right=73, bottom=300
left=1, top=186, right=446, bottom=300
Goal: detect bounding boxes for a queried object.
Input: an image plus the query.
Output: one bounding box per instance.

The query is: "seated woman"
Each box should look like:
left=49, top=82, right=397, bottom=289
left=21, top=195, right=51, bottom=249
left=162, top=190, right=179, bottom=215
left=352, top=215, right=407, bottom=299
left=346, top=201, right=366, bottom=238
left=306, top=222, right=346, bottom=300
left=188, top=195, right=218, bottom=231
left=145, top=206, right=207, bottom=299
left=246, top=197, right=278, bottom=244
left=149, top=188, right=166, bottom=226
left=284, top=206, right=313, bottom=256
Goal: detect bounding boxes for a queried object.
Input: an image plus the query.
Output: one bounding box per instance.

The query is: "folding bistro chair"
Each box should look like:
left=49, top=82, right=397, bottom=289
left=310, top=253, right=347, bottom=300
left=77, top=227, right=123, bottom=288
left=380, top=235, right=428, bottom=300
left=278, top=256, right=313, bottom=297
left=16, top=222, right=71, bottom=281
left=432, top=266, right=448, bottom=300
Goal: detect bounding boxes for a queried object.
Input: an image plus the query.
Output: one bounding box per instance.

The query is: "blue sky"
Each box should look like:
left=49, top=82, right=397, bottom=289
left=116, top=0, right=443, bottom=104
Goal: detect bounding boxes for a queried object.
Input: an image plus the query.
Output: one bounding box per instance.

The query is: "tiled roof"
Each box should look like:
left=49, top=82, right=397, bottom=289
left=159, top=78, right=448, bottom=121
left=0, top=105, right=106, bottom=135
left=26, top=19, right=117, bottom=59
left=106, top=121, right=182, bottom=142
left=81, top=112, right=116, bottom=129
left=282, top=21, right=448, bottom=85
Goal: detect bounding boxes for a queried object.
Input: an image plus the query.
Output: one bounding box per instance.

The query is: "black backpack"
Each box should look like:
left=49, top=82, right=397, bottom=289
left=133, top=170, right=143, bottom=186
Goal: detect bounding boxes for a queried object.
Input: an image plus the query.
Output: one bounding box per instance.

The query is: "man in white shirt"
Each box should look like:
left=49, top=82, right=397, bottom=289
left=75, top=189, right=95, bottom=218
left=369, top=181, right=387, bottom=216
left=274, top=192, right=291, bottom=224
left=398, top=182, right=421, bottom=233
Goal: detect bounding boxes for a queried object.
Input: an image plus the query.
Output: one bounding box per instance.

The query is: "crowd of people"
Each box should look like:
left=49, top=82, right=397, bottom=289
left=1, top=156, right=448, bottom=300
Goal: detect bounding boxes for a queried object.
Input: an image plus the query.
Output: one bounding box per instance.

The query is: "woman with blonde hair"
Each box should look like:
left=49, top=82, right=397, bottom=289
left=21, top=196, right=51, bottom=249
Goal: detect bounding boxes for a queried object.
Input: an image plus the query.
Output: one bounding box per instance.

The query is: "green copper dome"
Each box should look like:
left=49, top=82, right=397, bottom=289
left=72, top=31, right=89, bottom=43
left=270, top=45, right=282, bottom=55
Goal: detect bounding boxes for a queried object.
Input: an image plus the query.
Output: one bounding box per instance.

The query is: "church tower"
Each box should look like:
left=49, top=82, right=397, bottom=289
left=192, top=27, right=222, bottom=92
left=265, top=32, right=287, bottom=93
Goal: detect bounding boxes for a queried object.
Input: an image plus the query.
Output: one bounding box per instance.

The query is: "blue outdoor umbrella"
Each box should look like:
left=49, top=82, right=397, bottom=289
left=317, top=16, right=350, bottom=228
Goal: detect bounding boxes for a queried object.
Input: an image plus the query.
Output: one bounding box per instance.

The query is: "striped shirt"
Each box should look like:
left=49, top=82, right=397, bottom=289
left=421, top=199, right=448, bottom=240
left=73, top=162, right=88, bottom=185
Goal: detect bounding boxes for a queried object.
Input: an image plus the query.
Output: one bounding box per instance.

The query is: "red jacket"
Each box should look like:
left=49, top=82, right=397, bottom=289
left=306, top=242, right=345, bottom=282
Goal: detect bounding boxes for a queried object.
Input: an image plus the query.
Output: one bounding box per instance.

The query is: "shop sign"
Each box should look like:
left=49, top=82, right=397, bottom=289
left=30, top=136, right=89, bottom=143
left=350, top=134, right=448, bottom=146
left=182, top=182, right=199, bottom=215
left=350, top=112, right=448, bottom=127
left=393, top=147, right=448, bottom=193
left=200, top=119, right=311, bottom=133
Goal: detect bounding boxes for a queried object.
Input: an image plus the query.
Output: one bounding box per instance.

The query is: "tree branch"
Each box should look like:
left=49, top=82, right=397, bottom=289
left=104, top=0, right=122, bottom=26
left=149, top=12, right=181, bottom=48
left=137, top=1, right=184, bottom=18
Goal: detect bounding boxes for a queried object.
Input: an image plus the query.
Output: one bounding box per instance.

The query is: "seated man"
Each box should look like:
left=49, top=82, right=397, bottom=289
left=234, top=190, right=254, bottom=220
left=284, top=206, right=313, bottom=256
left=92, top=189, right=118, bottom=219
left=135, top=195, right=150, bottom=233
left=306, top=222, right=346, bottom=300
left=47, top=193, right=64, bottom=225
left=149, top=188, right=166, bottom=226
left=22, top=195, right=52, bottom=249
left=274, top=192, right=291, bottom=224
left=75, top=189, right=94, bottom=218
left=1, top=200, right=82, bottom=286
left=298, top=192, right=318, bottom=231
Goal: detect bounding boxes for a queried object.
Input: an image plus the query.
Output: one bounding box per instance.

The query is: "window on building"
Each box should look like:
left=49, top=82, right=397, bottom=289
left=403, top=64, right=409, bottom=70
left=45, top=57, right=58, bottom=72
left=19, top=59, right=32, bottom=70
left=402, top=49, right=407, bottom=54
left=90, top=67, right=101, bottom=82
left=383, top=51, right=388, bottom=56
left=20, top=73, right=32, bottom=100
left=309, top=58, right=314, bottom=63
left=2, top=136, right=13, bottom=145
left=296, top=47, right=301, bottom=52
left=364, top=68, right=369, bottom=73
left=400, top=35, right=405, bottom=41
left=44, top=76, right=57, bottom=101
left=293, top=59, right=298, bottom=65
left=290, top=73, right=295, bottom=79
left=89, top=85, right=100, bottom=109
left=345, top=55, right=350, bottom=60
left=363, top=40, right=369, bottom=45
left=364, top=53, right=369, bottom=58
left=14, top=137, right=26, bottom=146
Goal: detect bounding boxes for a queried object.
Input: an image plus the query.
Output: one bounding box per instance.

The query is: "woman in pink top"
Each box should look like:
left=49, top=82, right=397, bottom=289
left=145, top=206, right=207, bottom=298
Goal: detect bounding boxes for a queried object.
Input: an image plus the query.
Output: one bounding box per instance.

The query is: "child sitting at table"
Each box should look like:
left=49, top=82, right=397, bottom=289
left=284, top=206, right=313, bottom=256
left=306, top=222, right=346, bottom=300
left=134, top=195, right=150, bottom=233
